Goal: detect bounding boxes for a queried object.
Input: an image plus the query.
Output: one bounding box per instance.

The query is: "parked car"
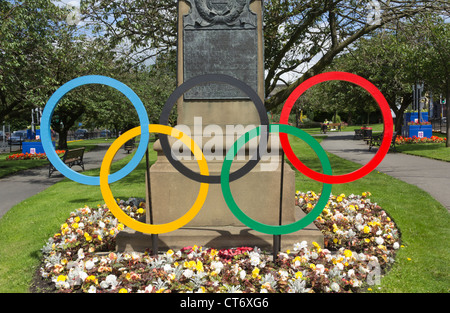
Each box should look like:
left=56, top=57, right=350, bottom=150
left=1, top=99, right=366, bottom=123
left=100, top=129, right=111, bottom=137
left=8, top=130, right=27, bottom=145
left=74, top=129, right=88, bottom=139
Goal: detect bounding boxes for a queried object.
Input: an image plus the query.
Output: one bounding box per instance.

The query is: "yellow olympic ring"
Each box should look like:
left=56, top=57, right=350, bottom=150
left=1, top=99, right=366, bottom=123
left=99, top=125, right=209, bottom=234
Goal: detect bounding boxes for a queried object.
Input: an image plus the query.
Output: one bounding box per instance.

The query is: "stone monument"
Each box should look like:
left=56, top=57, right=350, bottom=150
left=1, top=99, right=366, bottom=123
left=116, top=0, right=323, bottom=252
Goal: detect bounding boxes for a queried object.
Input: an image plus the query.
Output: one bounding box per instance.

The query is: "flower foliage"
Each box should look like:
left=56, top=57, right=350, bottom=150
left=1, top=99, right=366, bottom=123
left=6, top=150, right=65, bottom=161
left=38, top=193, right=401, bottom=293
left=395, top=135, right=446, bottom=145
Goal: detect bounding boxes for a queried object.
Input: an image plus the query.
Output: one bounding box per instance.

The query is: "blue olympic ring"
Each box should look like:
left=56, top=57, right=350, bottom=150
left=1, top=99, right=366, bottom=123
left=40, top=75, right=150, bottom=185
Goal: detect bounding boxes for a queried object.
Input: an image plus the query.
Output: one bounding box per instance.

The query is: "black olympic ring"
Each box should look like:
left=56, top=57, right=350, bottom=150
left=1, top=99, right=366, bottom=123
left=158, top=74, right=270, bottom=184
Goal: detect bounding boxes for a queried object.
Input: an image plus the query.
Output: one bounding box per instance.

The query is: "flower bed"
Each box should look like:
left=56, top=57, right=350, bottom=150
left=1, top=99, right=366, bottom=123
left=35, top=193, right=401, bottom=293
left=395, top=135, right=446, bottom=145
left=6, top=150, right=65, bottom=161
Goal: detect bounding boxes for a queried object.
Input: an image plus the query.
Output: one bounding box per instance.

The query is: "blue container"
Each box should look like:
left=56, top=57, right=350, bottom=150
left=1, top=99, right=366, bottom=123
left=404, top=112, right=429, bottom=123
left=22, top=141, right=55, bottom=154
left=403, top=125, right=432, bottom=138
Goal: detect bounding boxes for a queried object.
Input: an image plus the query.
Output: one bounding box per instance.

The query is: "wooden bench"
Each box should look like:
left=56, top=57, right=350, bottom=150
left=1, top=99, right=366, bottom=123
left=354, top=129, right=363, bottom=140
left=49, top=147, right=85, bottom=177
left=328, top=123, right=343, bottom=131
left=368, top=132, right=397, bottom=152
left=124, top=139, right=135, bottom=154
left=321, top=123, right=343, bottom=134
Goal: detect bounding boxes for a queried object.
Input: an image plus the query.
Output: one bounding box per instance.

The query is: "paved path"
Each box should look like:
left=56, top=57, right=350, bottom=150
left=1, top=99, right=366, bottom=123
left=0, top=143, right=132, bottom=219
left=319, top=131, right=450, bottom=212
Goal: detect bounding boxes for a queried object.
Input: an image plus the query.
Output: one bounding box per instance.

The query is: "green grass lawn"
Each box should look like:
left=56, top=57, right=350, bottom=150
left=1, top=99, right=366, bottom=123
left=300, top=123, right=385, bottom=135
left=0, top=135, right=449, bottom=293
left=396, top=143, right=450, bottom=162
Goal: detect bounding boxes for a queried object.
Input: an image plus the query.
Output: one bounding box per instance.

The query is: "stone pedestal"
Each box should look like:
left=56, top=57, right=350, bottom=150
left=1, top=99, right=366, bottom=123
left=116, top=0, right=323, bottom=253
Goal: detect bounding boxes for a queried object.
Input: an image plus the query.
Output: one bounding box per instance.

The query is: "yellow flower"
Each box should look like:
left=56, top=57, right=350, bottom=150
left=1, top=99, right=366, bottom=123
left=210, top=249, right=218, bottom=258
left=196, top=261, right=204, bottom=272
left=312, top=241, right=322, bottom=252
left=74, top=216, right=80, bottom=223
left=57, top=275, right=67, bottom=282
left=309, top=263, right=316, bottom=270
left=98, top=235, right=102, bottom=241
left=156, top=288, right=166, bottom=293
left=117, top=224, right=124, bottom=231
left=137, top=208, right=144, bottom=214
left=336, top=196, right=343, bottom=202
left=166, top=249, right=174, bottom=256
left=86, top=275, right=98, bottom=285
left=365, top=238, right=371, bottom=243
left=407, top=258, right=412, bottom=261
left=84, top=232, right=92, bottom=241
left=363, top=226, right=371, bottom=234
left=119, top=288, right=128, bottom=293
left=252, top=267, right=260, bottom=279
left=344, top=250, right=352, bottom=258
left=295, top=271, right=303, bottom=279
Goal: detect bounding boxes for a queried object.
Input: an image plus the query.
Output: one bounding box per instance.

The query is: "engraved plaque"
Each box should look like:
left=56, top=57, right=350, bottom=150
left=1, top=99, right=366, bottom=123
left=182, top=0, right=258, bottom=100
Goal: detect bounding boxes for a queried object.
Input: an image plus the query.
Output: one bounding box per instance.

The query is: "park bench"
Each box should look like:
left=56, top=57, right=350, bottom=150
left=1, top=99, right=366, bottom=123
left=49, top=147, right=85, bottom=177
left=354, top=129, right=363, bottom=140
left=124, top=139, right=135, bottom=154
left=320, top=122, right=344, bottom=134
left=368, top=131, right=398, bottom=152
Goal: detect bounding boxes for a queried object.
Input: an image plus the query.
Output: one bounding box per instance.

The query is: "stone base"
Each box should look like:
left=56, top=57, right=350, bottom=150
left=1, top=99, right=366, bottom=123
left=115, top=207, right=324, bottom=253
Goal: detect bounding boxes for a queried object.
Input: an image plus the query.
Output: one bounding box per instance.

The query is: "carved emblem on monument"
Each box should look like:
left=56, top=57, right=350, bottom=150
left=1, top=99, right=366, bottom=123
left=184, top=0, right=256, bottom=29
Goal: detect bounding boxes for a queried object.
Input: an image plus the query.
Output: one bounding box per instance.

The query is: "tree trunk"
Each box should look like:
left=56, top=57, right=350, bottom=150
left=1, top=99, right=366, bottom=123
left=58, top=128, right=68, bottom=150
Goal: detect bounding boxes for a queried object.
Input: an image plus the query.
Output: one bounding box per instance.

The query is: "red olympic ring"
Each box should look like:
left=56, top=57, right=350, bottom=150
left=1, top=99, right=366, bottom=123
left=279, top=71, right=394, bottom=184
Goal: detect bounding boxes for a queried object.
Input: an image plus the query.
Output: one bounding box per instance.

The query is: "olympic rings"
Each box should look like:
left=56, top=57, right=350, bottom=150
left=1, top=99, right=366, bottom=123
left=40, top=75, right=150, bottom=186
left=100, top=125, right=209, bottom=234
left=41, top=72, right=392, bottom=236
left=159, top=74, right=269, bottom=184
left=221, top=124, right=332, bottom=235
left=279, top=72, right=394, bottom=184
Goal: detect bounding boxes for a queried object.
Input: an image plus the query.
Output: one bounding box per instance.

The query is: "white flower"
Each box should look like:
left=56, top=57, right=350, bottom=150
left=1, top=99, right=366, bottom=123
left=315, top=264, right=325, bottom=274
left=330, top=282, right=340, bottom=292
left=239, top=270, right=246, bottom=280
left=105, top=274, right=118, bottom=288
left=278, top=270, right=289, bottom=280
left=87, top=285, right=97, bottom=293
left=249, top=252, right=261, bottom=266
left=210, top=261, right=224, bottom=274
left=293, top=241, right=308, bottom=252
left=85, top=260, right=95, bottom=270
left=163, top=264, right=173, bottom=273
left=311, top=252, right=318, bottom=260
left=98, top=221, right=105, bottom=229
left=375, top=237, right=384, bottom=245
left=183, top=269, right=194, bottom=279
left=77, top=248, right=85, bottom=260
left=393, top=242, right=400, bottom=249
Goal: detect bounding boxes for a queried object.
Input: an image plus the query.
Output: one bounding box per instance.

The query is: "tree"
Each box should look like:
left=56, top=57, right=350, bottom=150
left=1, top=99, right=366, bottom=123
left=82, top=0, right=448, bottom=113
left=0, top=0, right=125, bottom=148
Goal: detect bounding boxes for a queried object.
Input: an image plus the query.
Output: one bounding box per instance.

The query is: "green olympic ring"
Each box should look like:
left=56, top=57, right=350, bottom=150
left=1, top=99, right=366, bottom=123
left=220, top=124, right=333, bottom=235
